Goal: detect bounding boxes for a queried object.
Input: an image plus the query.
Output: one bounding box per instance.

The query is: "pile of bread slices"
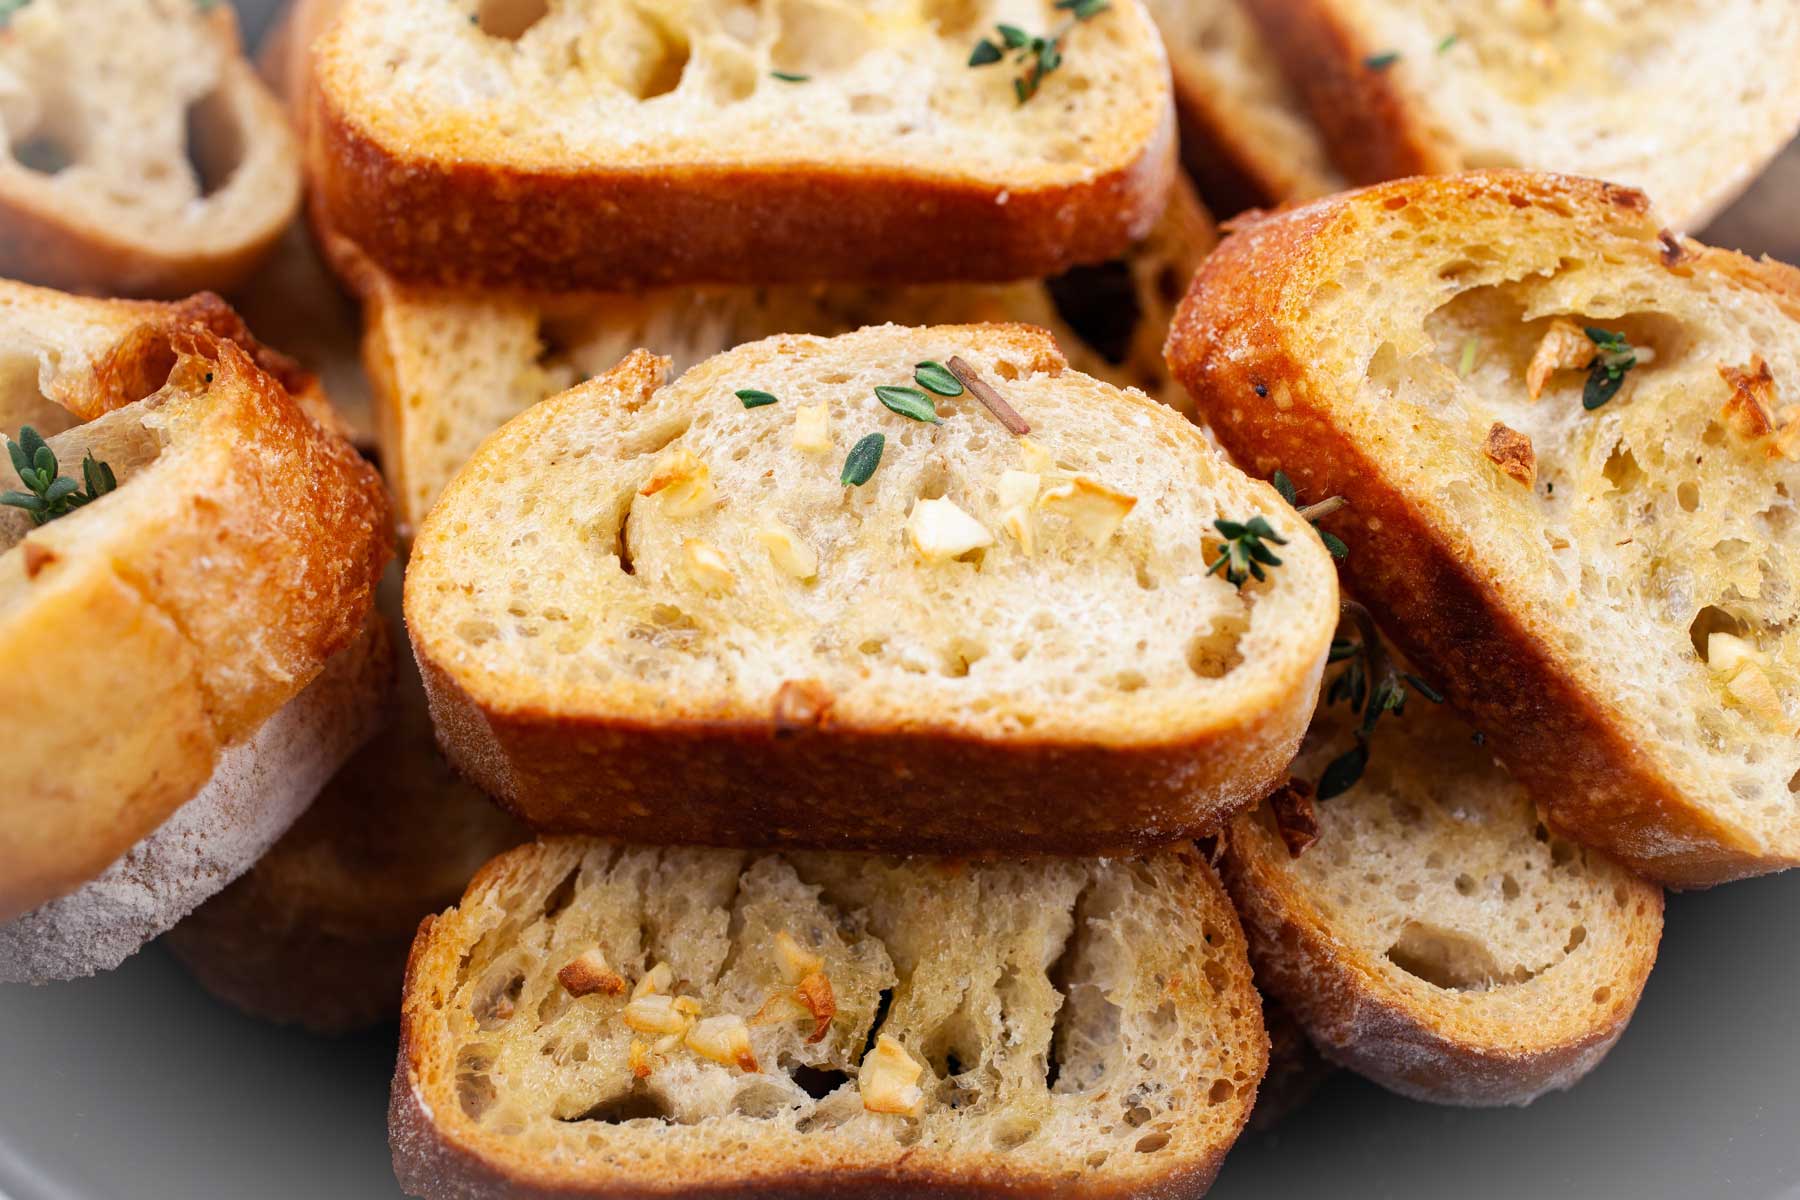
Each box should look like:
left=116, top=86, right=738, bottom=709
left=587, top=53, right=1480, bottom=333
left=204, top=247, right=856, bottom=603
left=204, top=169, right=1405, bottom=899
left=1, top=0, right=1797, bottom=1196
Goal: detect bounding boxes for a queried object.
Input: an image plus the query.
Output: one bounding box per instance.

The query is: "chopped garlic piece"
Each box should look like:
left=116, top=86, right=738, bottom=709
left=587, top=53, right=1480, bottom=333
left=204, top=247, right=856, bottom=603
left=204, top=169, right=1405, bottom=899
left=557, top=948, right=627, bottom=998
left=793, top=403, right=832, bottom=453
left=640, top=447, right=715, bottom=515
left=758, top=523, right=818, bottom=580
left=774, top=930, right=823, bottom=983
left=683, top=538, right=735, bottom=594
left=685, top=1015, right=759, bottom=1072
left=1727, top=663, right=1785, bottom=725
left=997, top=470, right=1040, bottom=510
left=1017, top=436, right=1055, bottom=474
left=1525, top=318, right=1598, bottom=400
left=623, top=994, right=693, bottom=1037
left=633, top=961, right=673, bottom=1000
left=907, top=497, right=993, bottom=563
left=1707, top=632, right=1762, bottom=676
left=1037, top=477, right=1136, bottom=545
left=629, top=1038, right=653, bottom=1079
left=860, top=1035, right=925, bottom=1115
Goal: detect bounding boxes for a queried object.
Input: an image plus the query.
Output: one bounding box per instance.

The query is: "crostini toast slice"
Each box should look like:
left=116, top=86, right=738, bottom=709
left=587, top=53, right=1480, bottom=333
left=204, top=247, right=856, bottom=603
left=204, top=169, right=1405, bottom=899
left=407, top=322, right=1339, bottom=855
left=0, top=0, right=301, bottom=297
left=1240, top=0, right=1800, bottom=228
left=392, top=838, right=1266, bottom=1199
left=1167, top=171, right=1800, bottom=885
left=303, top=0, right=1176, bottom=290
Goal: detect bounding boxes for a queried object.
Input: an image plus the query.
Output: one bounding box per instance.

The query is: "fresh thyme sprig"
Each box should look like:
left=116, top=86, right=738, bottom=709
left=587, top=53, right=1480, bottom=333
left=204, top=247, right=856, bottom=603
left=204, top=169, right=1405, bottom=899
left=2, top=426, right=117, bottom=527
left=969, top=0, right=1110, bottom=105
left=1315, top=601, right=1444, bottom=799
left=1582, top=327, right=1637, bottom=410
left=1207, top=516, right=1286, bottom=587
left=1271, top=469, right=1348, bottom=560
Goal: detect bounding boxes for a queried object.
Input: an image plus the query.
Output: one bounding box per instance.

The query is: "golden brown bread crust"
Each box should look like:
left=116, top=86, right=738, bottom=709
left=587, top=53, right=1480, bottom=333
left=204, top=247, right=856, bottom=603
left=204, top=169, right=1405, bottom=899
left=1238, top=0, right=1450, bottom=186
left=0, top=302, right=392, bottom=919
left=1222, top=805, right=1663, bottom=1105
left=418, top=651, right=1307, bottom=857
left=307, top=76, right=1178, bottom=292
left=1163, top=170, right=1790, bottom=886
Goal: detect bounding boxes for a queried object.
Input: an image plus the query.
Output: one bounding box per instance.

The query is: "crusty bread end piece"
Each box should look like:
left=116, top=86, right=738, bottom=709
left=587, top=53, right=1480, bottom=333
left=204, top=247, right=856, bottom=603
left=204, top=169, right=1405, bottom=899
left=1226, top=689, right=1662, bottom=1105
left=407, top=323, right=1338, bottom=855
left=0, top=282, right=391, bottom=920
left=0, top=0, right=301, bottom=297
left=393, top=839, right=1265, bottom=1199
left=1167, top=170, right=1800, bottom=885
left=0, top=618, right=391, bottom=985
left=306, top=0, right=1176, bottom=289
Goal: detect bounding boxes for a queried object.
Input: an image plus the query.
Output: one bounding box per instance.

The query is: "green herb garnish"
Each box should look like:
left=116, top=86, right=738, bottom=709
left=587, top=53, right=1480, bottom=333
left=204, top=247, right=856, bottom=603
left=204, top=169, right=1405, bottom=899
left=1271, top=470, right=1348, bottom=560
left=1207, top=516, right=1286, bottom=587
left=0, top=0, right=32, bottom=25
left=736, top=388, right=780, bottom=408
left=1315, top=601, right=1444, bottom=799
left=913, top=361, right=964, bottom=397
left=1457, top=336, right=1479, bottom=377
left=770, top=71, right=810, bottom=82
left=3, top=426, right=116, bottom=527
left=1436, top=33, right=1459, bottom=53
left=874, top=385, right=941, bottom=424
left=969, top=0, right=1110, bottom=105
left=840, top=432, right=885, bottom=486
left=1582, top=327, right=1636, bottom=410
left=1364, top=50, right=1401, bottom=70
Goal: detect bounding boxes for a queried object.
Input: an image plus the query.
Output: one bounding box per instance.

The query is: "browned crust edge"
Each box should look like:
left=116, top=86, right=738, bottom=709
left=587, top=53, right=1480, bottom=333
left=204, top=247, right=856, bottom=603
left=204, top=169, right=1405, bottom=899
left=1167, top=61, right=1292, bottom=217
left=309, top=80, right=1178, bottom=291
left=166, top=915, right=413, bottom=1035
left=1163, top=170, right=1791, bottom=887
left=415, top=648, right=1312, bottom=857
left=1238, top=0, right=1450, bottom=186
left=1221, top=808, right=1662, bottom=1106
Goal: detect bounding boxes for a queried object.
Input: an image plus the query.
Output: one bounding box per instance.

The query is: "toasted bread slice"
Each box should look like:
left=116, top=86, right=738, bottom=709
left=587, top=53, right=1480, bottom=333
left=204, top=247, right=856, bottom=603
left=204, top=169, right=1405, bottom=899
left=1144, top=0, right=1341, bottom=213
left=0, top=617, right=390, bottom=985
left=165, top=565, right=526, bottom=1031
left=359, top=181, right=1214, bottom=534
left=304, top=0, right=1175, bottom=290
left=1226, top=677, right=1663, bottom=1105
left=0, top=0, right=301, bottom=297
left=393, top=838, right=1265, bottom=1199
left=407, top=323, right=1338, bottom=855
left=0, top=282, right=391, bottom=922
left=1166, top=171, right=1800, bottom=885
left=1241, top=0, right=1800, bottom=229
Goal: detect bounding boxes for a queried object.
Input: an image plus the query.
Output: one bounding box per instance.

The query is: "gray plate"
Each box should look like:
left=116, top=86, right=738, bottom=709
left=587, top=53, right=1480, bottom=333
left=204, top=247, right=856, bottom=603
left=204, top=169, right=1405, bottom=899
left=2, top=3, right=1798, bottom=1196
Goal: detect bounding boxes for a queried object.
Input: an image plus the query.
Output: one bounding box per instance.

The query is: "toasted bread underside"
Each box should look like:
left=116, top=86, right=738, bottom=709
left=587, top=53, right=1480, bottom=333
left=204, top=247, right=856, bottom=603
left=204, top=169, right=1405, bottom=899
left=362, top=181, right=1214, bottom=533
left=394, top=839, right=1265, bottom=1199
left=307, top=0, right=1175, bottom=289
left=1242, top=0, right=1800, bottom=229
left=1166, top=171, right=1800, bottom=886
left=1144, top=0, right=1341, bottom=213
left=0, top=618, right=390, bottom=985
left=0, top=282, right=391, bottom=920
left=0, top=0, right=301, bottom=297
left=1227, top=693, right=1662, bottom=1105
left=165, top=566, right=526, bottom=1031
left=407, top=324, right=1338, bottom=855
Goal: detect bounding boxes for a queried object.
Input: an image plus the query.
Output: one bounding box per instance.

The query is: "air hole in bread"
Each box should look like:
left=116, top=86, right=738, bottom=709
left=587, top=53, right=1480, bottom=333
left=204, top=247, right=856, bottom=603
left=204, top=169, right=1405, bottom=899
left=1386, top=921, right=1521, bottom=991
left=771, top=0, right=877, bottom=77
left=788, top=1063, right=850, bottom=1100
left=731, top=1082, right=798, bottom=1118
left=941, top=638, right=987, bottom=677
left=859, top=986, right=895, bottom=1063
left=1600, top=443, right=1644, bottom=492
left=457, top=1068, right=498, bottom=1120
left=1564, top=924, right=1587, bottom=953
left=542, top=867, right=581, bottom=919
left=1789, top=767, right=1800, bottom=794
left=848, top=94, right=892, bottom=116
left=990, top=1114, right=1040, bottom=1151
left=1689, top=605, right=1748, bottom=660
left=1046, top=261, right=1140, bottom=366
left=920, top=0, right=982, bottom=36
left=11, top=134, right=73, bottom=175
left=477, top=0, right=549, bottom=39
left=1133, top=1130, right=1171, bottom=1153
left=561, top=1090, right=671, bottom=1124
left=1185, top=611, right=1248, bottom=679
left=182, top=90, right=244, bottom=198
left=1677, top=480, right=1700, bottom=512
left=1206, top=1079, right=1235, bottom=1105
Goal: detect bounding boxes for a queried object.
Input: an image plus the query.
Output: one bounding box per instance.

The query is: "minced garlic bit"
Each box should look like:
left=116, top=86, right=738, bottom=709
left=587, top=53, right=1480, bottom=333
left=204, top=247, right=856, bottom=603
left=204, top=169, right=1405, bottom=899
left=1018, top=436, right=1055, bottom=474
left=639, top=447, right=716, bottom=515
left=1707, top=632, right=1786, bottom=727
left=860, top=1035, right=925, bottom=1115
left=623, top=993, right=699, bottom=1037
left=1483, top=421, right=1537, bottom=486
left=774, top=931, right=823, bottom=983
left=685, top=1015, right=760, bottom=1072
left=997, top=470, right=1041, bottom=554
left=1037, top=476, right=1136, bottom=545
left=682, top=538, right=735, bottom=594
left=557, top=947, right=627, bottom=998
left=793, top=403, right=832, bottom=454
left=1526, top=318, right=1597, bottom=401
left=1717, top=358, right=1796, bottom=461
left=795, top=971, right=837, bottom=1044
left=629, top=1038, right=654, bottom=1079
left=633, top=961, right=674, bottom=1000
left=907, top=497, right=993, bottom=563
left=758, top=522, right=818, bottom=580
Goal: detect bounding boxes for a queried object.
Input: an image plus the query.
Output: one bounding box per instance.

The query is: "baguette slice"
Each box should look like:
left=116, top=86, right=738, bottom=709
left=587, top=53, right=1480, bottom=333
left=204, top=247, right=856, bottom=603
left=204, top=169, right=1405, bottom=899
left=360, top=181, right=1214, bottom=534
left=1242, top=0, right=1800, bottom=229
left=0, top=281, right=391, bottom=921
left=1144, top=0, right=1341, bottom=213
left=1226, top=676, right=1663, bottom=1105
left=304, top=0, right=1175, bottom=290
left=165, top=565, right=527, bottom=1032
left=0, top=617, right=390, bottom=985
left=0, top=0, right=302, bottom=297
left=407, top=323, right=1339, bottom=855
left=393, top=839, right=1265, bottom=1199
left=1166, top=171, right=1800, bottom=885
